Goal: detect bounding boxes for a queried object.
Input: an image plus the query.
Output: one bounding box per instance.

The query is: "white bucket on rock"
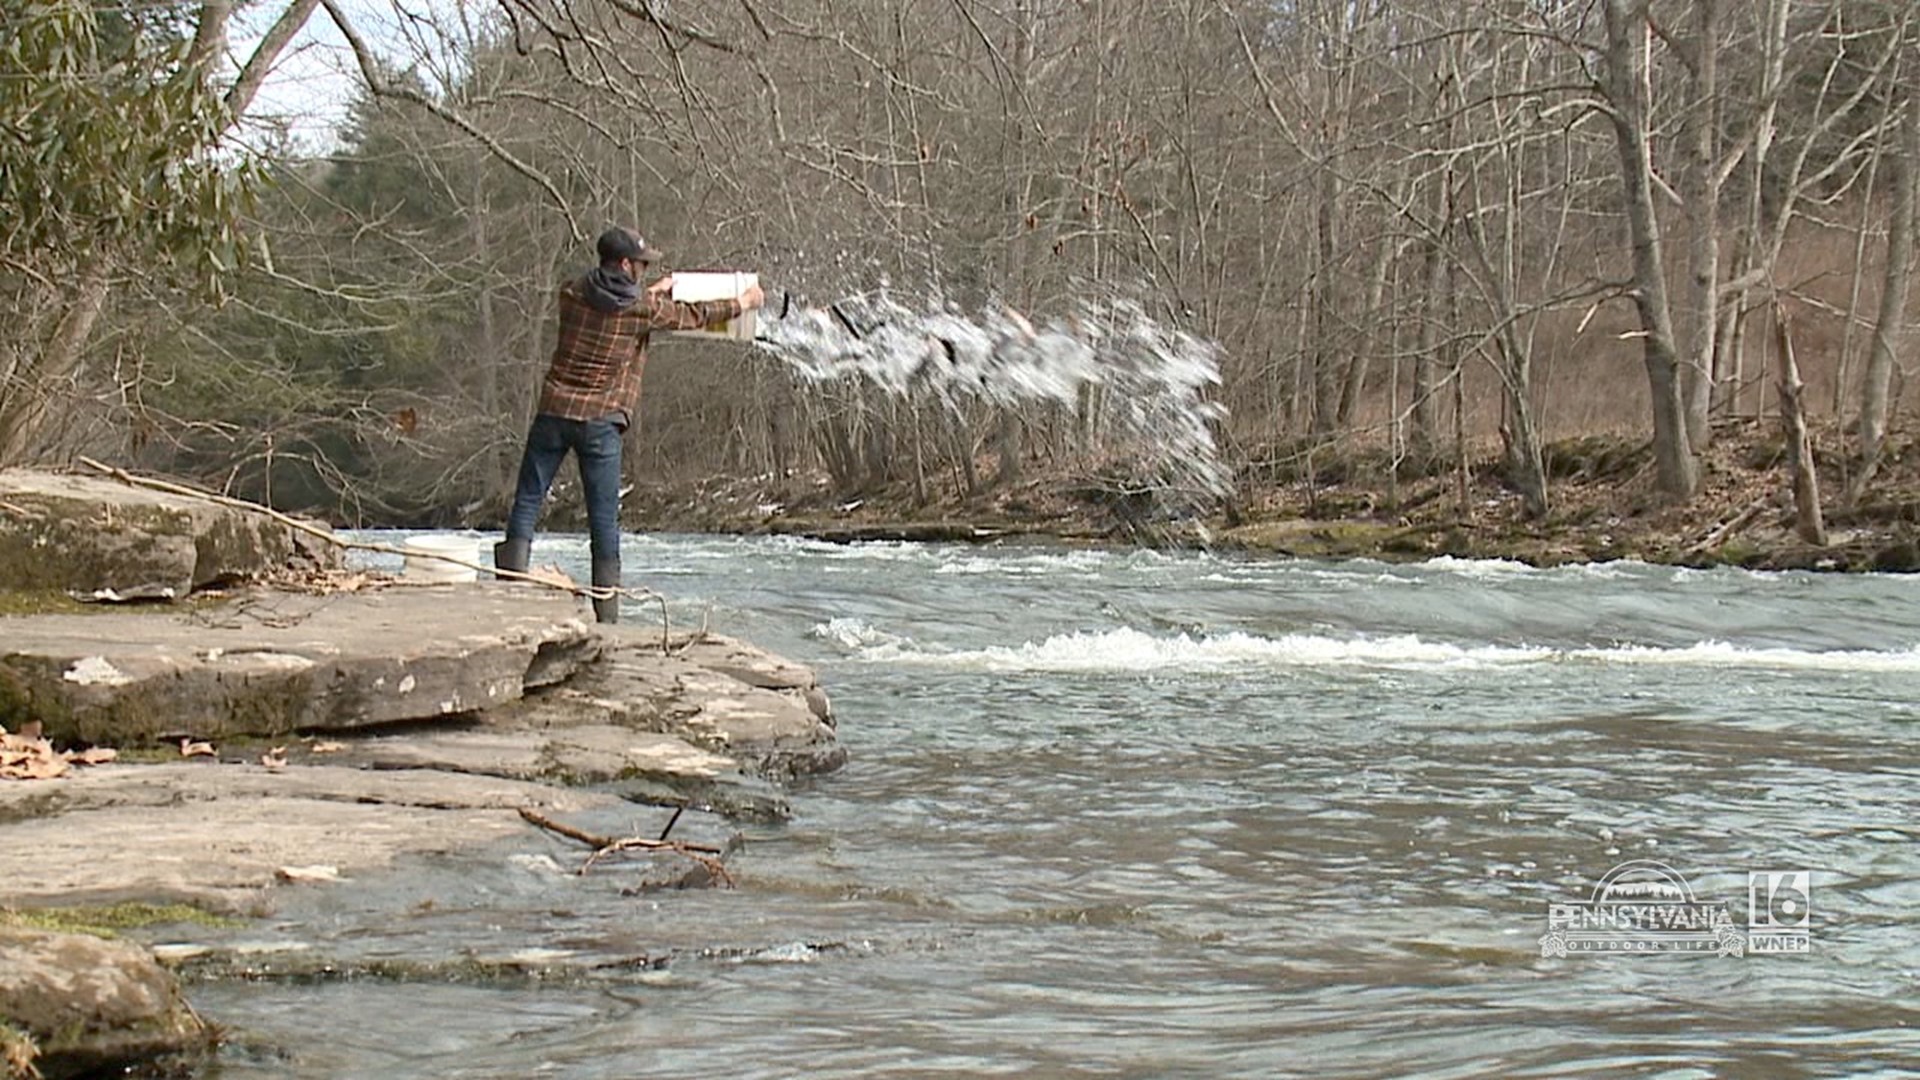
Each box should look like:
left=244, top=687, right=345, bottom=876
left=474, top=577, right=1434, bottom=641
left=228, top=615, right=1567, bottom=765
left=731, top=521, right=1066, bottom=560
left=401, top=534, right=479, bottom=583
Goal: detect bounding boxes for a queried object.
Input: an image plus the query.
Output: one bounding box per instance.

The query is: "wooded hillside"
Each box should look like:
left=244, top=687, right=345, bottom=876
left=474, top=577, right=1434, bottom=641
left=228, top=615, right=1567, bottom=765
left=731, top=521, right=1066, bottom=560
left=4, top=0, right=1916, bottom=528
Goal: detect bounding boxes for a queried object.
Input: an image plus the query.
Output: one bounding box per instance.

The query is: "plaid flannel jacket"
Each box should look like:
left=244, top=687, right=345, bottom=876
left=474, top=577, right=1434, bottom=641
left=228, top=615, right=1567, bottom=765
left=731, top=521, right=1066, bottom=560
left=535, top=277, right=744, bottom=424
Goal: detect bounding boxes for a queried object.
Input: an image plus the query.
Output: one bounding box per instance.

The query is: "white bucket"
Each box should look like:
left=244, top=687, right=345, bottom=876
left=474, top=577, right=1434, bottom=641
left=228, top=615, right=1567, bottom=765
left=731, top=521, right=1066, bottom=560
left=667, top=271, right=759, bottom=341
left=400, top=534, right=479, bottom=583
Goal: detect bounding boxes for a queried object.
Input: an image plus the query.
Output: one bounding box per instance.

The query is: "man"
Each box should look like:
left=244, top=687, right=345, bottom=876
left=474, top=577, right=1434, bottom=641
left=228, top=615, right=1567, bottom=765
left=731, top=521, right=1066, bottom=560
left=495, top=226, right=764, bottom=623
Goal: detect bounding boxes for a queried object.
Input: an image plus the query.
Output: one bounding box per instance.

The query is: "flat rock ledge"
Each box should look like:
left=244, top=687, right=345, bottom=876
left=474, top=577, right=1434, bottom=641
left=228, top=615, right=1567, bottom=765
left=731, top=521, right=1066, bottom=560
left=1, top=583, right=605, bottom=744
left=0, top=582, right=843, bottom=1077
left=0, top=469, right=339, bottom=599
left=0, top=477, right=846, bottom=1078
left=0, top=581, right=840, bottom=889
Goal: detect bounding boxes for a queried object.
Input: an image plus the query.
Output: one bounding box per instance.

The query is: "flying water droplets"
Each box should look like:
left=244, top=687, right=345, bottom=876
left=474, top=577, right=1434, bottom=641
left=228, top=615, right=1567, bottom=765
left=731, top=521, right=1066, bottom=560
left=752, top=292, right=1232, bottom=506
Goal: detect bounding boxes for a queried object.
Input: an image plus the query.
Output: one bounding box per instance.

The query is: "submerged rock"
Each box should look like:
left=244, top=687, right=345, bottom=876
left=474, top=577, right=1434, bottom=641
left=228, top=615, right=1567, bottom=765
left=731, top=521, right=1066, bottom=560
left=342, top=723, right=793, bottom=821
left=0, top=469, right=337, bottom=599
left=0, top=763, right=618, bottom=910
left=524, top=629, right=847, bottom=783
left=0, top=926, right=208, bottom=1080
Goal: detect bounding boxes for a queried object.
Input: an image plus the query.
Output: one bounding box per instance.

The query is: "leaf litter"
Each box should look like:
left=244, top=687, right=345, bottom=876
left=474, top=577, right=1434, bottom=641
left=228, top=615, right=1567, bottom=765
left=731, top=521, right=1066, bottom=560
left=0, top=722, right=118, bottom=781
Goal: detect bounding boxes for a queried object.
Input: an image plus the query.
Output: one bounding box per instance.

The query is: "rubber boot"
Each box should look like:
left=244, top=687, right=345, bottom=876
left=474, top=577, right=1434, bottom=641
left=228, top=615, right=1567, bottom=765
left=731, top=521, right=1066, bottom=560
left=493, top=537, right=531, bottom=580
left=590, top=558, right=621, bottom=624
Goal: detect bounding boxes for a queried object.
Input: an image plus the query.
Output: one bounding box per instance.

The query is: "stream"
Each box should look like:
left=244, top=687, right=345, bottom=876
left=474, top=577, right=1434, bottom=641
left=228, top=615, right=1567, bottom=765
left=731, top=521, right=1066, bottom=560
left=185, top=534, right=1920, bottom=1078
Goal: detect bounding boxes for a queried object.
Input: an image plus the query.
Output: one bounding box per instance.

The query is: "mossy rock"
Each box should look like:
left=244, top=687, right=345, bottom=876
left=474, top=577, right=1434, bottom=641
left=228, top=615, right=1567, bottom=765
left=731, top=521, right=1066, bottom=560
left=1542, top=435, right=1615, bottom=480
left=1542, top=436, right=1651, bottom=482
left=0, top=927, right=211, bottom=1080
left=0, top=469, right=339, bottom=599
left=1221, top=518, right=1409, bottom=559
left=1872, top=541, right=1920, bottom=572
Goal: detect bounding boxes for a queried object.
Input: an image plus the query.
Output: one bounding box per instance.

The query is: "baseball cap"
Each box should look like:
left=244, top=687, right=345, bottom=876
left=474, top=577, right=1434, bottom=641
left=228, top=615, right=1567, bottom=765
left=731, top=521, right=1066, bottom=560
left=596, top=227, right=659, bottom=265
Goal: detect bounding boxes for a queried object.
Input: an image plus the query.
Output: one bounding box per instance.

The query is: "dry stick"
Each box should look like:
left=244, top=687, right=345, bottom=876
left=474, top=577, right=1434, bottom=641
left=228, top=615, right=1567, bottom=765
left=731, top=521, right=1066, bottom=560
left=517, top=807, right=732, bottom=885
left=74, top=458, right=674, bottom=637
left=518, top=807, right=721, bottom=855
left=517, top=806, right=616, bottom=848
left=656, top=805, right=686, bottom=842
left=1688, top=494, right=1775, bottom=555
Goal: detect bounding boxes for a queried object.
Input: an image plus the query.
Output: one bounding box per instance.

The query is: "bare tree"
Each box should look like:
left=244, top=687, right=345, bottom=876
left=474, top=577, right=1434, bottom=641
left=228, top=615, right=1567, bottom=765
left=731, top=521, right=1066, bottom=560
left=1598, top=0, right=1700, bottom=497
left=1852, top=80, right=1920, bottom=500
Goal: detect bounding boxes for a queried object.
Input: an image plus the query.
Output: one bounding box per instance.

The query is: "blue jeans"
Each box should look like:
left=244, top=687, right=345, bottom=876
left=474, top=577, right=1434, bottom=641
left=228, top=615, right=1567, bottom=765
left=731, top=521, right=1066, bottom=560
left=505, top=414, right=623, bottom=565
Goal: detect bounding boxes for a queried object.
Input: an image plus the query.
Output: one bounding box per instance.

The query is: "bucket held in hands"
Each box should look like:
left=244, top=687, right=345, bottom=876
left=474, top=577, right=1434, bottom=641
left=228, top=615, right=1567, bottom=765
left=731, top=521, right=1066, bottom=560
left=668, top=271, right=759, bottom=341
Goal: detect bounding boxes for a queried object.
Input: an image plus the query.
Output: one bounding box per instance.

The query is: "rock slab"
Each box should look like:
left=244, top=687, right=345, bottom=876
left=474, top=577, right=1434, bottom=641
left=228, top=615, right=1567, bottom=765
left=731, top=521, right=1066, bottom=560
left=0, top=583, right=602, bottom=743
left=0, top=763, right=618, bottom=910
left=0, top=927, right=207, bottom=1080
left=0, top=469, right=338, bottom=598
left=522, top=629, right=846, bottom=782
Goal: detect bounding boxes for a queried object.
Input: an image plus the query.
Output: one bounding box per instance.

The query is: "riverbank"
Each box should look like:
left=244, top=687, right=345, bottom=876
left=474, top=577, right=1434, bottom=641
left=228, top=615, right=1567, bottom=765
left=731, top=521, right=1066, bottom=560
left=0, top=469, right=843, bottom=1079
left=621, top=420, right=1920, bottom=572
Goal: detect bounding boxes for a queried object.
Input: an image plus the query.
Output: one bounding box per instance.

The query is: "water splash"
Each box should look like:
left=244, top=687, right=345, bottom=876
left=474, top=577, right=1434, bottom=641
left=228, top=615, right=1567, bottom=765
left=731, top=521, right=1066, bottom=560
left=752, top=292, right=1232, bottom=505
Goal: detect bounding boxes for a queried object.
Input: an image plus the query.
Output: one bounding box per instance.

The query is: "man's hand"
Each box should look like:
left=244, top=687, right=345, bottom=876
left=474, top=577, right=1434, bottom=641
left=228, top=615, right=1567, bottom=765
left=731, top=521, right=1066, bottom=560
left=646, top=273, right=675, bottom=297
left=740, top=282, right=766, bottom=310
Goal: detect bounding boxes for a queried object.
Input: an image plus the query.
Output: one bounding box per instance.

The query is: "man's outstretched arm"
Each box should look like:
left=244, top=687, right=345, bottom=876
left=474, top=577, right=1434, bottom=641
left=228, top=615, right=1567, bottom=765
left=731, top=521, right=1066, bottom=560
left=644, top=275, right=765, bottom=330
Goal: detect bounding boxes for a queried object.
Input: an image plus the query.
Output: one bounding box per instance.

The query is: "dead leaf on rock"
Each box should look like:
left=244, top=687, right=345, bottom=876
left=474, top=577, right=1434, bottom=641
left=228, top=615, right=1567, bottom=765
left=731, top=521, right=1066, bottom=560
left=179, top=738, right=216, bottom=759
left=2, top=745, right=67, bottom=781
left=525, top=564, right=577, bottom=590
left=258, top=566, right=385, bottom=597
left=1, top=724, right=75, bottom=780
left=261, top=747, right=288, bottom=770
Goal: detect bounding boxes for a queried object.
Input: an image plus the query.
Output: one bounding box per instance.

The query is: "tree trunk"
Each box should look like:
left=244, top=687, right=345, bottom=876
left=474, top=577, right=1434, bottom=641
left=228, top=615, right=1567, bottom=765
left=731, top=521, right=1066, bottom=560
left=1602, top=0, right=1700, bottom=498
left=1851, top=87, right=1920, bottom=502
left=1337, top=248, right=1392, bottom=429
left=1497, top=328, right=1549, bottom=519
left=0, top=265, right=111, bottom=465
left=1773, top=303, right=1826, bottom=546
left=1310, top=156, right=1343, bottom=438
left=1411, top=218, right=1445, bottom=465
left=1678, top=0, right=1721, bottom=451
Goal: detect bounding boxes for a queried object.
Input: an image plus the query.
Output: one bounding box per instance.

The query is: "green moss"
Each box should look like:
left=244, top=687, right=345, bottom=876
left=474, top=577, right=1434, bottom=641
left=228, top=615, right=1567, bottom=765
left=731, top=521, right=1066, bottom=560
left=0, top=590, right=92, bottom=616
left=0, top=657, right=73, bottom=738
left=1222, top=518, right=1413, bottom=559
left=0, top=497, right=172, bottom=594
left=0, top=903, right=242, bottom=939
left=1714, top=540, right=1763, bottom=567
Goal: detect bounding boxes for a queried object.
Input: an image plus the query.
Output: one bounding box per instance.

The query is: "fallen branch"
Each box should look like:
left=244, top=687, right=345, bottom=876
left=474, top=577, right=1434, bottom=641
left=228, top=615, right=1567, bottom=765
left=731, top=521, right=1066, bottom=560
left=1688, top=494, right=1776, bottom=555
left=516, top=806, right=732, bottom=885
